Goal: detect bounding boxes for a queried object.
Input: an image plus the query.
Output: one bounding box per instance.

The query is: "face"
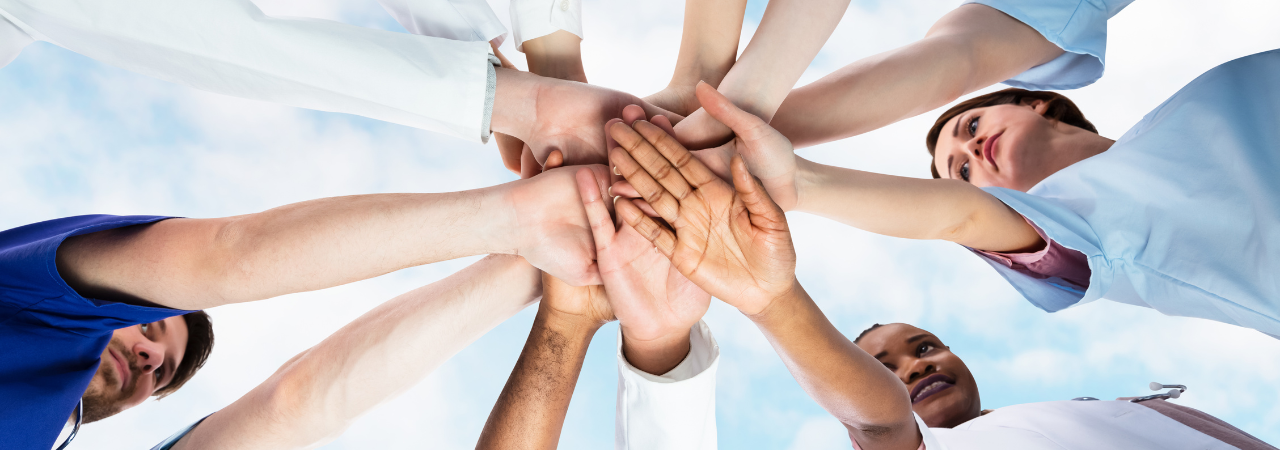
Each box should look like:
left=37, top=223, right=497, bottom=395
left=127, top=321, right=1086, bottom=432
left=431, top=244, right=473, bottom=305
left=933, top=100, right=1078, bottom=191
left=856, top=324, right=981, bottom=428
left=81, top=316, right=189, bottom=423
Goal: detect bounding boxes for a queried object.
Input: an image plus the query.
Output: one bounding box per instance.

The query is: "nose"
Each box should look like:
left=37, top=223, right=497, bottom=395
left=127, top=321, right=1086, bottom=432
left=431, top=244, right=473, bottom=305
left=966, top=135, right=985, bottom=157
left=904, top=359, right=936, bottom=384
left=131, top=339, right=166, bottom=375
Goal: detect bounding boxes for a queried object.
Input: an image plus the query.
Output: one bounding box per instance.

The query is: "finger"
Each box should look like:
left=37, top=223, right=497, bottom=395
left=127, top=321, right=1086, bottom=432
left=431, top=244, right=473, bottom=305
left=610, top=180, right=640, bottom=198
left=520, top=145, right=540, bottom=179
left=622, top=104, right=646, bottom=125
left=615, top=195, right=677, bottom=258
left=651, top=114, right=676, bottom=135
left=576, top=167, right=616, bottom=250
left=543, top=149, right=565, bottom=172
left=632, top=120, right=721, bottom=190
left=695, top=81, right=774, bottom=142
left=609, top=121, right=696, bottom=203
left=495, top=132, right=524, bottom=175
left=634, top=98, right=684, bottom=125
left=610, top=146, right=682, bottom=223
left=731, top=155, right=788, bottom=232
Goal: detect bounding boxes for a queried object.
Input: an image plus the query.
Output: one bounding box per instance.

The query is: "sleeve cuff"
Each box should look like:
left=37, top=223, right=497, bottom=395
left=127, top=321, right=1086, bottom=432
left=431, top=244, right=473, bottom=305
left=481, top=53, right=500, bottom=144
left=617, top=321, right=718, bottom=383
left=509, top=0, right=584, bottom=52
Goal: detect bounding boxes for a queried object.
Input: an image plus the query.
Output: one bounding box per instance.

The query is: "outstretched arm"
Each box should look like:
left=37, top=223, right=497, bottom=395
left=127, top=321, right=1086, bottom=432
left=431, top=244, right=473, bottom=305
left=171, top=254, right=541, bottom=450
left=770, top=4, right=1063, bottom=148
left=606, top=122, right=919, bottom=449
left=673, top=0, right=851, bottom=148
left=645, top=0, right=749, bottom=117
left=56, top=165, right=614, bottom=310
left=476, top=273, right=613, bottom=450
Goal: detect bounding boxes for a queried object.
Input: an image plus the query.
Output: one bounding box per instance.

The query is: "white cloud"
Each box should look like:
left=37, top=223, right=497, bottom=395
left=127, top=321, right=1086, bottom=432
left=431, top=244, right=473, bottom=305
left=3, top=0, right=1279, bottom=448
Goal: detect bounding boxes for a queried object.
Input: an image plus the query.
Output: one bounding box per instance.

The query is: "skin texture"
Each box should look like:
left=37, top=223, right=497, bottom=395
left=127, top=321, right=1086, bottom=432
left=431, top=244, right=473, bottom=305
left=53, top=164, right=614, bottom=313
left=643, top=0, right=747, bottom=117
left=673, top=0, right=851, bottom=149
left=172, top=255, right=541, bottom=450
left=856, top=324, right=982, bottom=429
left=608, top=119, right=921, bottom=450
left=475, top=273, right=610, bottom=450
left=933, top=100, right=1115, bottom=191
left=769, top=4, right=1064, bottom=148
left=496, top=30, right=590, bottom=177
left=81, top=317, right=189, bottom=423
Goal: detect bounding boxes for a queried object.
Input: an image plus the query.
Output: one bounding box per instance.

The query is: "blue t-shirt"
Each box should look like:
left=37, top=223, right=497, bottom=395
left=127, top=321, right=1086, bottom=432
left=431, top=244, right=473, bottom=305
left=0, top=215, right=189, bottom=450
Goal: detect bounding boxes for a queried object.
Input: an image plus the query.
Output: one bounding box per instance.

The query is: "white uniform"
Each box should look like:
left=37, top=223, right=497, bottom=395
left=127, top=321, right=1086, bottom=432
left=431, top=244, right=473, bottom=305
left=618, top=325, right=1244, bottom=450
left=0, top=0, right=583, bottom=144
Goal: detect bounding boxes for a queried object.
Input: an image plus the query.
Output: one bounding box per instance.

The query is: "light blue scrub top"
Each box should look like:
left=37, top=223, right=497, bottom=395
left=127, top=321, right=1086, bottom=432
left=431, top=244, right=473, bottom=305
left=967, top=0, right=1136, bottom=90
left=979, top=49, right=1280, bottom=338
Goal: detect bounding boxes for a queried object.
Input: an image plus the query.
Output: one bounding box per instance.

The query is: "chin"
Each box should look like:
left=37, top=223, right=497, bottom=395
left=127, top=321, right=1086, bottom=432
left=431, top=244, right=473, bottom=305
left=914, top=390, right=976, bottom=428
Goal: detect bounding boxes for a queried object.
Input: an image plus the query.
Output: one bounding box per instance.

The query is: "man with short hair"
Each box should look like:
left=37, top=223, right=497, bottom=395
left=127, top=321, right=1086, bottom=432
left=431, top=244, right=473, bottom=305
left=0, top=164, right=613, bottom=450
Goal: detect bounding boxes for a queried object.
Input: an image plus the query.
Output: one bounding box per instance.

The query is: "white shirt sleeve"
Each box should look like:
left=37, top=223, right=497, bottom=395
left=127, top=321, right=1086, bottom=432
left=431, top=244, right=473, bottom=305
left=376, top=0, right=509, bottom=46
left=0, top=0, right=499, bottom=142
left=615, top=321, right=719, bottom=450
left=509, top=0, right=582, bottom=51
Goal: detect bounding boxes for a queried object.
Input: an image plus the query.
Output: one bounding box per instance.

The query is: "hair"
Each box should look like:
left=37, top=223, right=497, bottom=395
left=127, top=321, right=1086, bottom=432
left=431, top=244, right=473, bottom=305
left=153, top=311, right=214, bottom=399
left=853, top=323, right=884, bottom=344
left=925, top=88, right=1098, bottom=179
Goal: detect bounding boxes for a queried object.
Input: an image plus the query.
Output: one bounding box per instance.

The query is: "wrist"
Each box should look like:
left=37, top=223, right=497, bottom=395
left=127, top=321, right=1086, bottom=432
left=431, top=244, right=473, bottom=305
left=743, top=280, right=805, bottom=322
left=491, top=68, right=540, bottom=139
left=523, top=30, right=587, bottom=83
left=539, top=303, right=604, bottom=339
left=621, top=325, right=693, bottom=375
left=791, top=157, right=821, bottom=213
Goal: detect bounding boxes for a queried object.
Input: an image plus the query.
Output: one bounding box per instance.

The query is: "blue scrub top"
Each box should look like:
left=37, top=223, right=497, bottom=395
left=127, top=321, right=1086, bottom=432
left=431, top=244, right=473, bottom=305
left=968, top=0, right=1136, bottom=90
left=978, top=49, right=1280, bottom=338
left=0, top=215, right=189, bottom=450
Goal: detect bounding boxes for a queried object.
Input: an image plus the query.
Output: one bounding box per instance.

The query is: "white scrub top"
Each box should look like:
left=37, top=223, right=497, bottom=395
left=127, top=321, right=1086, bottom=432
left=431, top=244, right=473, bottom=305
left=923, top=401, right=1236, bottom=450
left=979, top=49, right=1280, bottom=338
left=0, top=0, right=497, bottom=142
left=966, top=0, right=1136, bottom=90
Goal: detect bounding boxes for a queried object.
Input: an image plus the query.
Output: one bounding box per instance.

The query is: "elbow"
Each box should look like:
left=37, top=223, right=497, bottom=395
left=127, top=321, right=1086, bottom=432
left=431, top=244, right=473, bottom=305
left=202, top=216, right=266, bottom=304
left=256, top=367, right=353, bottom=448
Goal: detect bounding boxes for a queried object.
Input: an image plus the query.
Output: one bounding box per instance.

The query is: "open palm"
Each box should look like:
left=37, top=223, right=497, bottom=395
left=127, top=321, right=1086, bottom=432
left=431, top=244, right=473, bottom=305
left=575, top=169, right=710, bottom=342
left=607, top=120, right=796, bottom=315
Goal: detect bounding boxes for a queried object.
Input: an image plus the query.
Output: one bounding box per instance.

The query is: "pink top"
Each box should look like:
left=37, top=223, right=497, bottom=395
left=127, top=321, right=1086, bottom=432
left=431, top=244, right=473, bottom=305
left=973, top=217, right=1091, bottom=291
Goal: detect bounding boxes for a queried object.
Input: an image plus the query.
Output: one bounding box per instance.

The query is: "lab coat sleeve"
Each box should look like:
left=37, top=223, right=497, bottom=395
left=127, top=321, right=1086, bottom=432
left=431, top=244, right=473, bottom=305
left=376, top=0, right=509, bottom=46
left=615, top=320, right=719, bottom=450
left=0, top=0, right=498, bottom=143
left=509, top=0, right=582, bottom=51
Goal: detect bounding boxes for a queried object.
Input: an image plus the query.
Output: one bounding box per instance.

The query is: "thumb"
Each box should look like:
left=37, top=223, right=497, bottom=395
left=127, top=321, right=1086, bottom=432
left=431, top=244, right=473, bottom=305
left=731, top=155, right=787, bottom=232
left=695, top=82, right=772, bottom=142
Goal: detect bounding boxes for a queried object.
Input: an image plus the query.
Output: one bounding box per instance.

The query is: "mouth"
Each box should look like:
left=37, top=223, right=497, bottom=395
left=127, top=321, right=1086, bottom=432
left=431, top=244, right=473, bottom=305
left=910, top=373, right=956, bottom=404
left=108, top=349, right=130, bottom=392
left=983, top=132, right=1002, bottom=170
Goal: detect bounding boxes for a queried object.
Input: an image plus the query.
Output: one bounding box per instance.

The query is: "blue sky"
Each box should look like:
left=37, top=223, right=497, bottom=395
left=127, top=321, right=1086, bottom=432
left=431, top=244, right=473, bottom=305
left=3, top=0, right=1280, bottom=448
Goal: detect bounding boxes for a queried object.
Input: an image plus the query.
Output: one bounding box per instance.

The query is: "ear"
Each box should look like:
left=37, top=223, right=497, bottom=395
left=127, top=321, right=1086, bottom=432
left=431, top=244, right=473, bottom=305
left=1022, top=98, right=1050, bottom=115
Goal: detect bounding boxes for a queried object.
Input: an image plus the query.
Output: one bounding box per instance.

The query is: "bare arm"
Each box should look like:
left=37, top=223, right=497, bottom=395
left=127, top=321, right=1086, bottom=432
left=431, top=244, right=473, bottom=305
left=56, top=165, right=614, bottom=310
left=795, top=157, right=1041, bottom=252
left=476, top=274, right=612, bottom=450
left=674, top=0, right=850, bottom=148
left=645, top=0, right=749, bottom=117
left=770, top=4, right=1063, bottom=148
left=750, top=284, right=919, bottom=450
left=171, top=254, right=541, bottom=450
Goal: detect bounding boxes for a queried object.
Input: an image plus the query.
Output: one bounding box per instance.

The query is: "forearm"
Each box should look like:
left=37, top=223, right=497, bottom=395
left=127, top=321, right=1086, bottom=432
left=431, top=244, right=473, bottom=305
left=476, top=304, right=599, bottom=450
left=621, top=325, right=693, bottom=375
left=715, top=0, right=849, bottom=121
left=794, top=158, right=1040, bottom=252
left=667, top=0, right=748, bottom=89
left=523, top=30, right=587, bottom=82
left=177, top=255, right=541, bottom=450
left=62, top=184, right=522, bottom=310
left=748, top=283, right=918, bottom=448
left=770, top=4, right=1063, bottom=148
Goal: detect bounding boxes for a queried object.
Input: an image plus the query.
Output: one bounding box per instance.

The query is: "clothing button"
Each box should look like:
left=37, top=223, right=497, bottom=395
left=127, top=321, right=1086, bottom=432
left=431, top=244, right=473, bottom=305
left=559, top=0, right=569, bottom=11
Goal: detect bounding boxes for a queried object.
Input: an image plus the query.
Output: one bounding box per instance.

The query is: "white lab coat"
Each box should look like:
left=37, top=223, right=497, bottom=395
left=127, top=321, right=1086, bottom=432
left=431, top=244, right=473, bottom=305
left=0, top=0, right=583, bottom=144
left=620, top=325, right=1237, bottom=450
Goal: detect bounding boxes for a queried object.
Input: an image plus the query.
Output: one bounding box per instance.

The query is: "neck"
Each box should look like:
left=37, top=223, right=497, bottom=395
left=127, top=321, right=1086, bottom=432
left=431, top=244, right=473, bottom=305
left=1051, top=124, right=1114, bottom=169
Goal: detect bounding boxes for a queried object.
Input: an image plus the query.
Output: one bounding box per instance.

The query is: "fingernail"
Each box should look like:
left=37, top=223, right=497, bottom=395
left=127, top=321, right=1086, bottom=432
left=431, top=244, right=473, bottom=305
left=607, top=186, right=613, bottom=197
left=612, top=196, right=620, bottom=205
left=613, top=166, right=620, bottom=175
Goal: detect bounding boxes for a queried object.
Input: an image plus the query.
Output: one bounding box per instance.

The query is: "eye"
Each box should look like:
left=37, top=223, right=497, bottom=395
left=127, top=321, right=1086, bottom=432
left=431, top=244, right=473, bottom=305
left=967, top=116, right=980, bottom=136
left=140, top=323, right=149, bottom=333
left=916, top=343, right=936, bottom=356
left=959, top=162, right=970, bottom=182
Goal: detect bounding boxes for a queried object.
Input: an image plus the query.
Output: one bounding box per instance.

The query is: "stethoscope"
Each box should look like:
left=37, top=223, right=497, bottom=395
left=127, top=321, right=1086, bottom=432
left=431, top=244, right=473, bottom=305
left=55, top=399, right=82, bottom=450
left=1072, top=382, right=1188, bottom=403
